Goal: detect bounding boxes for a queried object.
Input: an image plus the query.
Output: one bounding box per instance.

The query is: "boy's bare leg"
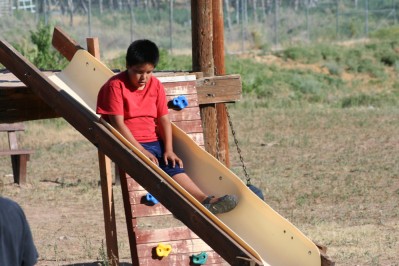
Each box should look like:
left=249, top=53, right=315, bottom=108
left=172, top=173, right=209, bottom=202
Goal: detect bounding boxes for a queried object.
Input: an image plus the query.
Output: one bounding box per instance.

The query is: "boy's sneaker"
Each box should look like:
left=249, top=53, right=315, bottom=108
left=202, top=195, right=238, bottom=215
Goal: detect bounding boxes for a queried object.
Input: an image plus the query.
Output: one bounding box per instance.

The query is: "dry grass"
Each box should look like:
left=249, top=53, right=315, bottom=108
left=0, top=99, right=398, bottom=265
left=228, top=102, right=399, bottom=266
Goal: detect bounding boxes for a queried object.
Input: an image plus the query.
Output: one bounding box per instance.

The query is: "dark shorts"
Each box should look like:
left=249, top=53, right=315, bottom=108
left=141, top=141, right=185, bottom=177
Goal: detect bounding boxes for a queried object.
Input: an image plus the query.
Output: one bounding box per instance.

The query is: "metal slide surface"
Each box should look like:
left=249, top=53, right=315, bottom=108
left=48, top=50, right=321, bottom=266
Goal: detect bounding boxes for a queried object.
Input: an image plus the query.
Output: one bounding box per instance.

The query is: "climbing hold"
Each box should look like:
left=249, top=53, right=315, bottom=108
left=156, top=243, right=172, bottom=257
left=191, top=251, right=208, bottom=265
left=172, top=95, right=188, bottom=109
left=145, top=193, right=159, bottom=205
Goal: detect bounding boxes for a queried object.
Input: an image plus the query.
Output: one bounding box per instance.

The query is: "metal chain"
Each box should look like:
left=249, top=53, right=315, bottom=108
left=215, top=110, right=220, bottom=161
left=225, top=105, right=251, bottom=185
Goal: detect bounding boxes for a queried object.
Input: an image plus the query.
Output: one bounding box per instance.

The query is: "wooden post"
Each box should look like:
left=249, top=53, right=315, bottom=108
left=191, top=0, right=217, bottom=157
left=87, top=37, right=119, bottom=266
left=191, top=0, right=214, bottom=77
left=97, top=152, right=119, bottom=265
left=86, top=37, right=100, bottom=60
left=212, top=0, right=230, bottom=168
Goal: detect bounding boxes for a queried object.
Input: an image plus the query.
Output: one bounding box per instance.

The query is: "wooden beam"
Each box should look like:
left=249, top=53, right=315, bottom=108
left=0, top=85, right=59, bottom=123
left=52, top=26, right=83, bottom=61
left=196, top=75, right=242, bottom=104
left=0, top=73, right=241, bottom=123
left=0, top=40, right=258, bottom=266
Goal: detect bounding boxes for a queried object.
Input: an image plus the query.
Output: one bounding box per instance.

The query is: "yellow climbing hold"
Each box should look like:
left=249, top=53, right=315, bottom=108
left=156, top=243, right=172, bottom=257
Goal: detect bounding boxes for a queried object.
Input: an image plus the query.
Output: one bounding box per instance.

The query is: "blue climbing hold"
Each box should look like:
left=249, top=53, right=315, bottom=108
left=172, top=95, right=188, bottom=109
left=192, top=251, right=208, bottom=265
left=145, top=193, right=159, bottom=205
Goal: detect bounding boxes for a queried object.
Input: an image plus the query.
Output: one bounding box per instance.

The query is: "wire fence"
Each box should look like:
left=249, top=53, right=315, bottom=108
left=1, top=0, right=399, bottom=57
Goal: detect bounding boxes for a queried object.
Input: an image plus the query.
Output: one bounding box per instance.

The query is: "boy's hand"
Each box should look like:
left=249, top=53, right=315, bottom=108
left=142, top=149, right=159, bottom=165
left=163, top=151, right=183, bottom=168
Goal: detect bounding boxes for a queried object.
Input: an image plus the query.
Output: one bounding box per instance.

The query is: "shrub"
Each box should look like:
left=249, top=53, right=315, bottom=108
left=26, top=22, right=67, bottom=70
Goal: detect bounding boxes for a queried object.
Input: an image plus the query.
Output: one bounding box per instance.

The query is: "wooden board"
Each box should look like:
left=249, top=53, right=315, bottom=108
left=46, top=49, right=321, bottom=266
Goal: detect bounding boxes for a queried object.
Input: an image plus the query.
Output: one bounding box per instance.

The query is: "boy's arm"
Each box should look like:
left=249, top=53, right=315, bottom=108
left=107, top=114, right=159, bottom=165
left=158, top=115, right=183, bottom=168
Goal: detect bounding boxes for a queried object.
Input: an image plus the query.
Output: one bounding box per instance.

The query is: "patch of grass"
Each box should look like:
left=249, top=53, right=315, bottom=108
left=324, top=61, right=343, bottom=76
left=340, top=93, right=398, bottom=108
left=370, top=26, right=399, bottom=40
left=276, top=46, right=322, bottom=64
left=225, top=56, right=349, bottom=107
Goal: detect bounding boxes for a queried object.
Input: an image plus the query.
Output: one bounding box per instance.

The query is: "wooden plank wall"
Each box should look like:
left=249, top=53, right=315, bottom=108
left=126, top=179, right=227, bottom=265
left=122, top=76, right=227, bottom=265
left=161, top=77, right=204, bottom=147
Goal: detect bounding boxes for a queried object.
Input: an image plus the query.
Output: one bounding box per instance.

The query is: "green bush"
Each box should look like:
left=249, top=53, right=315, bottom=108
left=14, top=22, right=68, bottom=70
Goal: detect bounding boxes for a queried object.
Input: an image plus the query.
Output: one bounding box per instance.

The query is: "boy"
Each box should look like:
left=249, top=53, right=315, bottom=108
left=96, top=39, right=238, bottom=215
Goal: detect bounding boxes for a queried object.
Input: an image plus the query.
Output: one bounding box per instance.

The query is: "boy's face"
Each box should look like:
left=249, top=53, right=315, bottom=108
left=127, top=63, right=155, bottom=90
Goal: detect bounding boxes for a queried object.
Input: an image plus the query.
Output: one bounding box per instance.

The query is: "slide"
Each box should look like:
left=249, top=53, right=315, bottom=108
left=47, top=50, right=321, bottom=266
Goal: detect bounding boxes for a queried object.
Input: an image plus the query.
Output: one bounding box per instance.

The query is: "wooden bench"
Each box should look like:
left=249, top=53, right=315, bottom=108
left=0, top=123, right=34, bottom=184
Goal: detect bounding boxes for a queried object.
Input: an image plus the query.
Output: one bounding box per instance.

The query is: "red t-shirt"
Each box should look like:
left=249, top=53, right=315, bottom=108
left=96, top=71, right=169, bottom=143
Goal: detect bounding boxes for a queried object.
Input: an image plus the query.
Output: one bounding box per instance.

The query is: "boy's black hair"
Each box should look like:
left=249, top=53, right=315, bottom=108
left=126, top=39, right=159, bottom=68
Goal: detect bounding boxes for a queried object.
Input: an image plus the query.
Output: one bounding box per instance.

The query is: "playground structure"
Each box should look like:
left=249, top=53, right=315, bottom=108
left=0, top=3, right=335, bottom=266
left=0, top=34, right=332, bottom=266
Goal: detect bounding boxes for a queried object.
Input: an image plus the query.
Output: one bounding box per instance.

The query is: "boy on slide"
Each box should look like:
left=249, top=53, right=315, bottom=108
left=96, top=39, right=238, bottom=214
